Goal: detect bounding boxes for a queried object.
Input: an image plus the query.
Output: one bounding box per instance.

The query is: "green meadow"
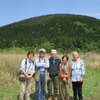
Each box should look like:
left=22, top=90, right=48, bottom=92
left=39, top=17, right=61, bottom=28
left=0, top=52, right=100, bottom=100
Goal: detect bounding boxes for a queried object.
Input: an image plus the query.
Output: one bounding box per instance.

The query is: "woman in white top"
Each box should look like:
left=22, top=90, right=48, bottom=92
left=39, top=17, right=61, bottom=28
left=19, top=51, right=35, bottom=100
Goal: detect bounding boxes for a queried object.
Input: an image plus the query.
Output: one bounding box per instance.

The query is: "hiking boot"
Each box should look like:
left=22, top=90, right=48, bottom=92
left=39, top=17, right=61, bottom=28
left=48, top=97, right=52, bottom=100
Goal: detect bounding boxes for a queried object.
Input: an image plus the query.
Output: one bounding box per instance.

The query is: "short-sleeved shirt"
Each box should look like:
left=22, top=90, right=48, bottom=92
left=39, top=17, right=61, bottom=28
left=70, top=59, right=85, bottom=82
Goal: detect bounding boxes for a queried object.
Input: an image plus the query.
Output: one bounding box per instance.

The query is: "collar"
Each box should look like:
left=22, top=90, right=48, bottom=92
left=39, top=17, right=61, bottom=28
left=27, top=58, right=32, bottom=62
left=39, top=56, right=45, bottom=60
left=62, top=62, right=68, bottom=66
left=50, top=57, right=58, bottom=60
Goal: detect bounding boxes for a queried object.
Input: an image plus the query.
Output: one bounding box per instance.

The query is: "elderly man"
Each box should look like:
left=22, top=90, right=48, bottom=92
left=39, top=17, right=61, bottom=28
left=47, top=50, right=61, bottom=100
left=34, top=48, right=50, bottom=100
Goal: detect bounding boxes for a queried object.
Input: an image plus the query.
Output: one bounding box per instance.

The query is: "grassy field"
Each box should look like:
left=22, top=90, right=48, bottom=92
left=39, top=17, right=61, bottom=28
left=0, top=52, right=100, bottom=100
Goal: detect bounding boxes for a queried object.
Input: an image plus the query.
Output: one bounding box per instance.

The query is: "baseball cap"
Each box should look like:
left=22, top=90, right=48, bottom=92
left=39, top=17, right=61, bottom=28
left=39, top=48, right=46, bottom=53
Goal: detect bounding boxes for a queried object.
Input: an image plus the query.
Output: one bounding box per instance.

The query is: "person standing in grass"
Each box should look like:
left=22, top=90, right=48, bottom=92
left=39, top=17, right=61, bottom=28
left=34, top=48, right=50, bottom=100
left=70, top=52, right=85, bottom=100
left=19, top=51, right=35, bottom=100
left=47, top=50, right=61, bottom=100
left=59, top=55, right=71, bottom=100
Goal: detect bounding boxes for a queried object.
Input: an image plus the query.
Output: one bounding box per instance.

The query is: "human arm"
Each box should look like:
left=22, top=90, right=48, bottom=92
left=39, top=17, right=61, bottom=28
left=35, top=58, right=49, bottom=68
left=67, top=63, right=72, bottom=78
left=35, top=58, right=44, bottom=67
left=80, top=60, right=85, bottom=82
left=43, top=59, right=49, bottom=68
left=69, top=63, right=72, bottom=78
left=20, top=59, right=35, bottom=79
left=30, top=61, right=35, bottom=77
left=59, top=63, right=62, bottom=77
left=21, top=70, right=32, bottom=79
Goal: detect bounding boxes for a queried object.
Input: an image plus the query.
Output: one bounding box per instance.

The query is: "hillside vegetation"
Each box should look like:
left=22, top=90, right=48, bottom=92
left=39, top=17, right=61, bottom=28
left=0, top=14, right=100, bottom=52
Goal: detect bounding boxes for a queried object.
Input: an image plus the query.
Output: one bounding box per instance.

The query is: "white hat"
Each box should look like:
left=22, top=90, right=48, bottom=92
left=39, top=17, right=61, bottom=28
left=39, top=48, right=46, bottom=53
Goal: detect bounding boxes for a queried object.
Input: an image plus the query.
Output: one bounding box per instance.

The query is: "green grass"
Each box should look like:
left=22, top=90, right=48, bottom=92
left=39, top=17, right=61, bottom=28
left=0, top=66, right=100, bottom=100
left=82, top=66, right=100, bottom=100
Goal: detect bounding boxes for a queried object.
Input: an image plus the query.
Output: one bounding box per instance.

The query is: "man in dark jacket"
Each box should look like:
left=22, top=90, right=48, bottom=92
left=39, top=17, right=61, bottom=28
left=47, top=50, right=61, bottom=100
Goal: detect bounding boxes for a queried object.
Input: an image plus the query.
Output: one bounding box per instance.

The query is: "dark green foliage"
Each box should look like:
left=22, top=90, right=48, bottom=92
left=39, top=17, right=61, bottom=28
left=0, top=14, right=100, bottom=52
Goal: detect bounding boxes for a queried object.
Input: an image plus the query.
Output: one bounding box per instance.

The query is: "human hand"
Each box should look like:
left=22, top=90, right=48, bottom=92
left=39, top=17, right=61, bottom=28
left=26, top=75, right=31, bottom=79
left=80, top=77, right=83, bottom=82
left=62, top=78, right=66, bottom=82
left=37, top=62, right=40, bottom=63
left=63, top=78, right=68, bottom=83
left=30, top=73, right=34, bottom=77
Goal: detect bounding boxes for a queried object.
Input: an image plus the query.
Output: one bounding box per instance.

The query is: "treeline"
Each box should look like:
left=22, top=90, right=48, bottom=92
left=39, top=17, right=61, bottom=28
left=0, top=14, right=100, bottom=53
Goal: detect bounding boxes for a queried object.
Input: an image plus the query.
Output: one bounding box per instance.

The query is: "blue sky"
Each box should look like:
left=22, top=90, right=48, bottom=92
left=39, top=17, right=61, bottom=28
left=0, top=0, right=100, bottom=27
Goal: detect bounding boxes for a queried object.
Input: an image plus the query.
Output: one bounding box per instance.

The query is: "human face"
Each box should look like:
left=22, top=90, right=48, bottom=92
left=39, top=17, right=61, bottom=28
left=73, top=53, right=78, bottom=60
left=51, top=52, right=57, bottom=59
left=62, top=57, right=67, bottom=63
left=39, top=51, right=45, bottom=58
left=28, top=53, right=34, bottom=60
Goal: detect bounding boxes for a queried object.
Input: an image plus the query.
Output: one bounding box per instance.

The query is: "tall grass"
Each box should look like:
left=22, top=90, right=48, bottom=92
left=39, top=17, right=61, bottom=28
left=0, top=52, right=100, bottom=86
left=0, top=53, right=26, bottom=85
left=0, top=52, right=100, bottom=99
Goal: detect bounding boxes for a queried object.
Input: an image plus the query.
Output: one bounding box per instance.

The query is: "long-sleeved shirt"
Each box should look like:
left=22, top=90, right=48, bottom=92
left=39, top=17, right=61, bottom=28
left=35, top=57, right=49, bottom=71
left=20, top=58, right=35, bottom=74
left=70, top=59, right=85, bottom=82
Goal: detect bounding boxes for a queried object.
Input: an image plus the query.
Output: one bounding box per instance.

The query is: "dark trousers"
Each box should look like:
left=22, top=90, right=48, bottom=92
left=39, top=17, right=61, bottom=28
left=72, top=82, right=83, bottom=100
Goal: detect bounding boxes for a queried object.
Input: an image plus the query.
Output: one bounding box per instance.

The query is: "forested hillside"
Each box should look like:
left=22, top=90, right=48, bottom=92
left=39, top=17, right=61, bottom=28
left=0, top=14, right=100, bottom=53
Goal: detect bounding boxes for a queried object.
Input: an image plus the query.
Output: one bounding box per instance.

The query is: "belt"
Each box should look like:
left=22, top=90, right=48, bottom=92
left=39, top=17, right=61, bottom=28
left=40, top=71, right=45, bottom=73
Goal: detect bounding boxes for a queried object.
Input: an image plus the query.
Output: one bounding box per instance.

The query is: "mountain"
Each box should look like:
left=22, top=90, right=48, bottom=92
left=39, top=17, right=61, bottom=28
left=0, top=14, right=100, bottom=53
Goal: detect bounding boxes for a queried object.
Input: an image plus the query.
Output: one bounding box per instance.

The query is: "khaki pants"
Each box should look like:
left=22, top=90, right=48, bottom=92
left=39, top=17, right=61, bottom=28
left=19, top=77, right=32, bottom=100
left=59, top=78, right=70, bottom=100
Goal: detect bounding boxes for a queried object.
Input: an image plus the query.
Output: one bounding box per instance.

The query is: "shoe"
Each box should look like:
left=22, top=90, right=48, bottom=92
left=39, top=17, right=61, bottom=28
left=48, top=97, right=52, bottom=100
left=54, top=97, right=58, bottom=100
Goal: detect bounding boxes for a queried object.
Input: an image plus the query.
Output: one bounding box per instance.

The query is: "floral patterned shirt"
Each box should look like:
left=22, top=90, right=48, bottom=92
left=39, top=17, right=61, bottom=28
left=70, top=59, right=85, bottom=82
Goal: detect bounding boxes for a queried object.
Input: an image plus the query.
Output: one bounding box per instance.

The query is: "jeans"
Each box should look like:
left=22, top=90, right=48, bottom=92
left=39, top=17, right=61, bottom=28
left=35, top=72, right=45, bottom=100
left=72, top=82, right=83, bottom=100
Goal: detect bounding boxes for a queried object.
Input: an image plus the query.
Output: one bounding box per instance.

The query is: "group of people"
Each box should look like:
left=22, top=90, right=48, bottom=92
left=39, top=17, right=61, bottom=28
left=19, top=48, right=85, bottom=100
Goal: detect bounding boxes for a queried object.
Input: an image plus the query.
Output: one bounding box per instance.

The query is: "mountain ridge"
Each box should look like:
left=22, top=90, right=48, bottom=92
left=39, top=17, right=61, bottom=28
left=0, top=14, right=100, bottom=52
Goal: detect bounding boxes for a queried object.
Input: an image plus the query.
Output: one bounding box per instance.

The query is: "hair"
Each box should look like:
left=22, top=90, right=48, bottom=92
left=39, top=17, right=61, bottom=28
left=27, top=51, right=34, bottom=57
left=62, top=55, right=69, bottom=61
left=72, top=51, right=79, bottom=58
left=73, top=51, right=79, bottom=55
left=51, top=49, right=57, bottom=54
